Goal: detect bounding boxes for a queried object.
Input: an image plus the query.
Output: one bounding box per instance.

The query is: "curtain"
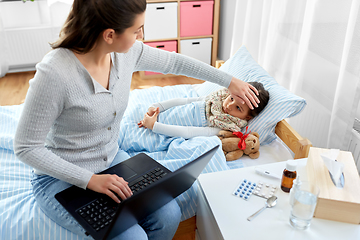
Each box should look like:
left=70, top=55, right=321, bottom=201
left=229, top=0, right=360, bottom=150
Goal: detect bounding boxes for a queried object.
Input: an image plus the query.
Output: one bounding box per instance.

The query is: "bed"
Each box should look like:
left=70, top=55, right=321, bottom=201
left=0, top=46, right=312, bottom=240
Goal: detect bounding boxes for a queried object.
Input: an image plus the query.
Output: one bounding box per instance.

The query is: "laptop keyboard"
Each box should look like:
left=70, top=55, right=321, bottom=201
left=77, top=198, right=117, bottom=232
left=76, top=167, right=168, bottom=232
left=129, top=167, right=167, bottom=193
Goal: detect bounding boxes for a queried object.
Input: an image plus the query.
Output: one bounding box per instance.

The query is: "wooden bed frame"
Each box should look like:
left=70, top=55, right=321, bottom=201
left=172, top=61, right=312, bottom=240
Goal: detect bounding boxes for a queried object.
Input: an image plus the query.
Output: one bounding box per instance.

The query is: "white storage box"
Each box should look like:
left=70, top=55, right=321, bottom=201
left=180, top=38, right=212, bottom=65
left=144, top=2, right=178, bottom=40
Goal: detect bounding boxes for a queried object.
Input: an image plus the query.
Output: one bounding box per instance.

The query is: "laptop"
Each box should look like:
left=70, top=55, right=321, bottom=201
left=55, top=145, right=219, bottom=240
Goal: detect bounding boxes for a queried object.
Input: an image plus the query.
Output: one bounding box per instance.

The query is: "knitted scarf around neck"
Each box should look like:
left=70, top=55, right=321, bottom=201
left=205, top=88, right=248, bottom=132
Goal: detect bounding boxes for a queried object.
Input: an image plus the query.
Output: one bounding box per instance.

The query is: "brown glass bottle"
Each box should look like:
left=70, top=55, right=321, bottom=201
left=281, top=160, right=297, bottom=193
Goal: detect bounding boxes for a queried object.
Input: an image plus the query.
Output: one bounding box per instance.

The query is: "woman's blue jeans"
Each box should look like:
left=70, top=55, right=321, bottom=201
left=31, top=149, right=181, bottom=240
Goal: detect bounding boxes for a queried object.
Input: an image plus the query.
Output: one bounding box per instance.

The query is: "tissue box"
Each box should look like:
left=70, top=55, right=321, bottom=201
left=306, top=147, right=360, bottom=224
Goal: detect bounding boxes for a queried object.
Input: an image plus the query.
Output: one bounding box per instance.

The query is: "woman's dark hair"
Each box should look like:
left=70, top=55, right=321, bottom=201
left=248, top=82, right=269, bottom=118
left=51, top=0, right=146, bottom=53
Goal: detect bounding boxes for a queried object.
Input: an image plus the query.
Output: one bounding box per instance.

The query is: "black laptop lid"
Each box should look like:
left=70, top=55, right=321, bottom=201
left=105, top=145, right=219, bottom=240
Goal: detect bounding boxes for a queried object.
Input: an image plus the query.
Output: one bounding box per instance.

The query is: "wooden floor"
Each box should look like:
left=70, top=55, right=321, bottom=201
left=0, top=70, right=202, bottom=240
left=0, top=71, right=204, bottom=106
left=0, top=71, right=34, bottom=106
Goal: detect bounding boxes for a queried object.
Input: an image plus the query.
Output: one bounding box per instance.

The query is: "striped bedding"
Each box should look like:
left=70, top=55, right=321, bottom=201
left=0, top=84, right=244, bottom=240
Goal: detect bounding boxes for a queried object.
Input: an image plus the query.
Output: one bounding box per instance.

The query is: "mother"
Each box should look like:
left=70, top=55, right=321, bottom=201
left=13, top=0, right=259, bottom=239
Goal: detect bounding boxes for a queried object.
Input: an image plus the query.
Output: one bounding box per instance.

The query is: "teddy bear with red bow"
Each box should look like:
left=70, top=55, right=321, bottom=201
left=217, top=127, right=260, bottom=161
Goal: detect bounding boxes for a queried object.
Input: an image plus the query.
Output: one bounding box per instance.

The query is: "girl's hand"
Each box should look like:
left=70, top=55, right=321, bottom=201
left=146, top=107, right=158, bottom=116
left=138, top=107, right=159, bottom=130
left=87, top=174, right=132, bottom=203
left=228, top=77, right=260, bottom=110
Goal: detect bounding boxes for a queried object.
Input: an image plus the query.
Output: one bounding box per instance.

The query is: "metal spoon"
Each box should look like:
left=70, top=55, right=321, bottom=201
left=247, top=196, right=277, bottom=221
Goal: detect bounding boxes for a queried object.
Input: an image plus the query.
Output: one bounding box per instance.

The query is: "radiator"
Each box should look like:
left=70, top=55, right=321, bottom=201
left=0, top=0, right=71, bottom=76
left=4, top=26, right=59, bottom=73
left=348, top=127, right=360, bottom=174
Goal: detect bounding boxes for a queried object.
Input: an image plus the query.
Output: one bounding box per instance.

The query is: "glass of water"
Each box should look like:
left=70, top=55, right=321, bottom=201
left=289, top=181, right=319, bottom=230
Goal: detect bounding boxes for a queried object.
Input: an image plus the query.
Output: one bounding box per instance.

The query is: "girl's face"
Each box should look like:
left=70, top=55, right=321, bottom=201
left=113, top=12, right=145, bottom=53
left=222, top=95, right=252, bottom=120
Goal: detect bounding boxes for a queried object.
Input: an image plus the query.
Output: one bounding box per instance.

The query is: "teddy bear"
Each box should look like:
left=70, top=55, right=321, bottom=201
left=217, top=128, right=260, bottom=161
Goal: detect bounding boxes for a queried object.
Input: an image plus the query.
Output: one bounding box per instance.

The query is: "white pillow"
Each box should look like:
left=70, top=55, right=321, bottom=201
left=195, top=46, right=306, bottom=145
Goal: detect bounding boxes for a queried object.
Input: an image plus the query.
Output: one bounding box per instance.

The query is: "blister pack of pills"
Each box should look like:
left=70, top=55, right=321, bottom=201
left=232, top=179, right=257, bottom=200
left=233, top=179, right=278, bottom=200
left=252, top=181, right=278, bottom=199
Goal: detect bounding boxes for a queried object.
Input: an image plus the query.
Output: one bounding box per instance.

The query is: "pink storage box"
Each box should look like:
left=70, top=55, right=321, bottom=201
left=144, top=41, right=177, bottom=75
left=180, top=1, right=214, bottom=37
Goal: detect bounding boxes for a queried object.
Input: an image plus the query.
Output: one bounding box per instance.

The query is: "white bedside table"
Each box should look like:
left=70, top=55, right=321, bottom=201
left=196, top=159, right=360, bottom=240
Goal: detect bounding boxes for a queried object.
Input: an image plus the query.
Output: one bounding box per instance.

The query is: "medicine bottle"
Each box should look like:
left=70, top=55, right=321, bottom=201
left=281, top=160, right=297, bottom=193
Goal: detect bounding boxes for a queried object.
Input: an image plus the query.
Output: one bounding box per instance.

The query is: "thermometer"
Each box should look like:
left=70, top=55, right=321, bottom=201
left=255, top=167, right=281, bottom=180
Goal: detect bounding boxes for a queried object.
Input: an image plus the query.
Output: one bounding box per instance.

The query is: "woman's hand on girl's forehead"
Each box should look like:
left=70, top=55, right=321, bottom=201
left=228, top=77, right=259, bottom=110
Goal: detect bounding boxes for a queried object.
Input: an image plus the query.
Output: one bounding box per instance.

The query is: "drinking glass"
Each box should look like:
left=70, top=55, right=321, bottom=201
left=289, top=181, right=319, bottom=230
